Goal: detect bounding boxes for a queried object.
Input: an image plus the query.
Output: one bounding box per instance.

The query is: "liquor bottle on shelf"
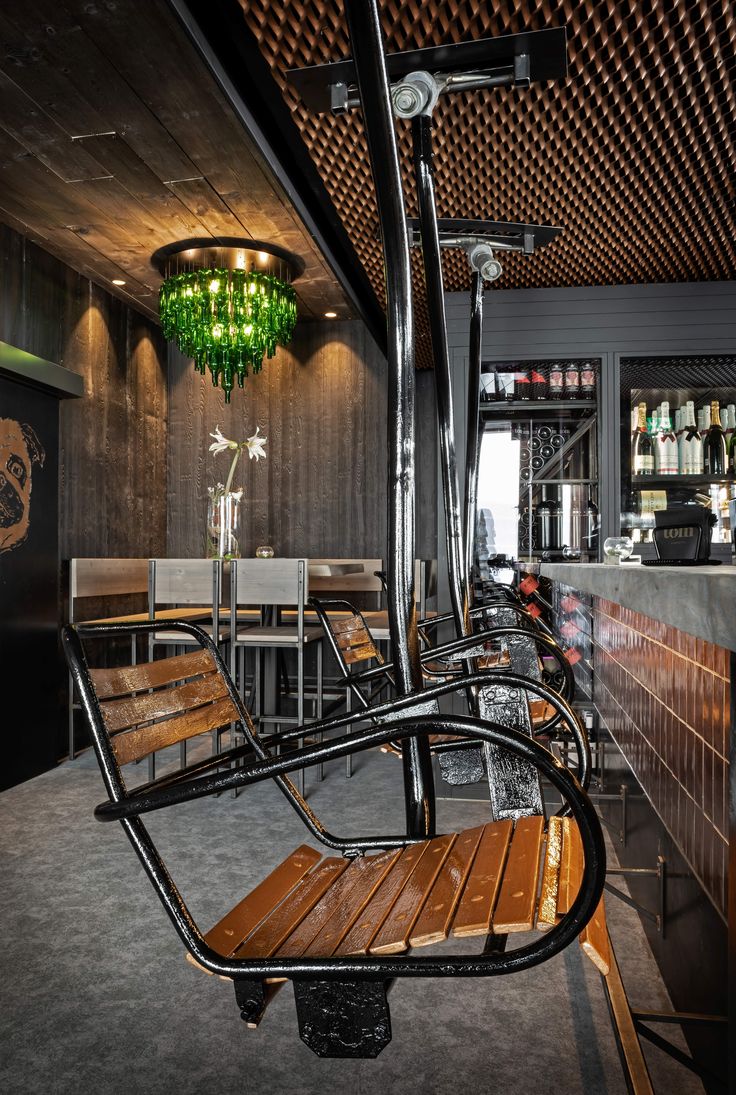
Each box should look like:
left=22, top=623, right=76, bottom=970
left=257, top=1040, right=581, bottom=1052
left=530, top=365, right=547, bottom=400
left=515, top=367, right=531, bottom=400
left=656, top=402, right=678, bottom=475
left=700, top=405, right=711, bottom=470
left=683, top=401, right=702, bottom=475
left=632, top=402, right=654, bottom=476
left=675, top=407, right=686, bottom=473
left=580, top=360, right=596, bottom=400
left=704, top=400, right=728, bottom=476
left=584, top=498, right=599, bottom=554
left=729, top=418, right=736, bottom=475
left=536, top=487, right=562, bottom=551
left=724, top=405, right=735, bottom=452
left=548, top=362, right=564, bottom=400
left=564, top=360, right=580, bottom=399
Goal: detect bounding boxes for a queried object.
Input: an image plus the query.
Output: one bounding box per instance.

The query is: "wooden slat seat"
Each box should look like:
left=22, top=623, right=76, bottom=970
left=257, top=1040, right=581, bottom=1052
left=194, top=817, right=606, bottom=986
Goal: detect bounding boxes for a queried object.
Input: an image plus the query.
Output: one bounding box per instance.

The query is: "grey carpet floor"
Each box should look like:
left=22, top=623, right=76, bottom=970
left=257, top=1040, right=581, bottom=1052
left=0, top=743, right=703, bottom=1095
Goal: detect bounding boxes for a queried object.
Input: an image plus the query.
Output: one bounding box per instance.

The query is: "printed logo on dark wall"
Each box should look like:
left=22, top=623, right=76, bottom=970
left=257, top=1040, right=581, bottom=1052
left=0, top=418, right=46, bottom=555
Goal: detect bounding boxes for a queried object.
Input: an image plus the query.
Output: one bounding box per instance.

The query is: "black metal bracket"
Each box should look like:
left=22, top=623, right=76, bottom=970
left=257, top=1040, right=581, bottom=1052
left=605, top=855, right=667, bottom=936
left=293, top=980, right=393, bottom=1058
left=591, top=782, right=629, bottom=846
left=406, top=217, right=562, bottom=255
left=631, top=1011, right=728, bottom=1087
left=287, top=27, right=567, bottom=114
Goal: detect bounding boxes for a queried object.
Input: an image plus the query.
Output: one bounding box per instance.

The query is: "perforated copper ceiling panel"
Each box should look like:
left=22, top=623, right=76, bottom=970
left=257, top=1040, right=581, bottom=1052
left=240, top=0, right=735, bottom=361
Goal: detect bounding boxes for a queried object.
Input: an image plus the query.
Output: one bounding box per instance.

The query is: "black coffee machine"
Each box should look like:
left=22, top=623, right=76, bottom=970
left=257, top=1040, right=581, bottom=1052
left=645, top=505, right=718, bottom=566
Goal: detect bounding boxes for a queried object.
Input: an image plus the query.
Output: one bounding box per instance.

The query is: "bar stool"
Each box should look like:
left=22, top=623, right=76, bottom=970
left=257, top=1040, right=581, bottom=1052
left=229, top=558, right=323, bottom=794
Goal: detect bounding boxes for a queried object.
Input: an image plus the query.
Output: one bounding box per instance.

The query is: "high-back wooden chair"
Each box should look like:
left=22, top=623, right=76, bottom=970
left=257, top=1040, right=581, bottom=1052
left=229, top=559, right=323, bottom=794
left=67, top=557, right=150, bottom=759
left=63, top=618, right=608, bottom=1059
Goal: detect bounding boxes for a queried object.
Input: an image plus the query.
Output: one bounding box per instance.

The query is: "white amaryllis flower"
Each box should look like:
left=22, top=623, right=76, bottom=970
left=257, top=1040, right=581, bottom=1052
left=208, top=423, right=268, bottom=496
left=245, top=427, right=267, bottom=461
left=208, top=425, right=238, bottom=455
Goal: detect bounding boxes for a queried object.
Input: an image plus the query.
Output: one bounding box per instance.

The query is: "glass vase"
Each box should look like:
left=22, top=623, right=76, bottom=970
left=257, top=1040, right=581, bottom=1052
left=206, top=489, right=243, bottom=559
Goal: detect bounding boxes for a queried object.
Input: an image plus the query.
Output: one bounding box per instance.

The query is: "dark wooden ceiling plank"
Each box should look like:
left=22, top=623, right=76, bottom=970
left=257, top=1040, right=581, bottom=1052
left=162, top=178, right=252, bottom=239
left=67, top=0, right=355, bottom=313
left=0, top=67, right=111, bottom=182
left=0, top=0, right=205, bottom=184
left=0, top=133, right=160, bottom=292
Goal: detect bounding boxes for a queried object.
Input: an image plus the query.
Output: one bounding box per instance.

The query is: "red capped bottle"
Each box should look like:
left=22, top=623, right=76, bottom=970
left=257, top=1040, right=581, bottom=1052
left=530, top=365, right=547, bottom=400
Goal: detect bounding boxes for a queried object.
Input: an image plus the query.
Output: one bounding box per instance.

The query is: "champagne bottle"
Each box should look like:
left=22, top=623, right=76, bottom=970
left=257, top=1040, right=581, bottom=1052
left=683, top=401, right=702, bottom=475
left=632, top=402, right=654, bottom=476
left=704, top=400, right=727, bottom=476
left=657, top=402, right=678, bottom=475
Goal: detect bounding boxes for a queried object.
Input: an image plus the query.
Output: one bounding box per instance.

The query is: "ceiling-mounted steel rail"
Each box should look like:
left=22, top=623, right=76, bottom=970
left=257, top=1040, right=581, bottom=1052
left=343, top=0, right=435, bottom=839
left=413, top=112, right=471, bottom=645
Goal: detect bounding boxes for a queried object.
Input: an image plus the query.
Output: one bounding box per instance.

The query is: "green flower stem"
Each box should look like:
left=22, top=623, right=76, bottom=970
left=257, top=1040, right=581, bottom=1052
left=224, top=447, right=241, bottom=496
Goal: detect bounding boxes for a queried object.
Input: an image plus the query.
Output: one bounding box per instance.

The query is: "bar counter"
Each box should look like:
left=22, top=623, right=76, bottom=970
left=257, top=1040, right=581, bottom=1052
left=535, top=558, right=732, bottom=1073
left=539, top=561, right=736, bottom=654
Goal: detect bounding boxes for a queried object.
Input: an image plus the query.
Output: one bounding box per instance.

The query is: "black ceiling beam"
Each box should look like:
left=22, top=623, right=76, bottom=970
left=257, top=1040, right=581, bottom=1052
left=166, top=0, right=387, bottom=353
left=405, top=218, right=563, bottom=253
left=287, top=28, right=568, bottom=113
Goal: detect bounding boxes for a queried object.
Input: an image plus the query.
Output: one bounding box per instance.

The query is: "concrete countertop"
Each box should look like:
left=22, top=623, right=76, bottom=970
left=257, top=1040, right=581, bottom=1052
left=539, top=562, right=736, bottom=653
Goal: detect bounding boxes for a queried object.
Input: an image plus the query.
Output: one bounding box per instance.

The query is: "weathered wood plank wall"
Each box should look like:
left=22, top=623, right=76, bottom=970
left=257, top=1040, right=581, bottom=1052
left=0, top=225, right=168, bottom=559
left=167, top=319, right=438, bottom=560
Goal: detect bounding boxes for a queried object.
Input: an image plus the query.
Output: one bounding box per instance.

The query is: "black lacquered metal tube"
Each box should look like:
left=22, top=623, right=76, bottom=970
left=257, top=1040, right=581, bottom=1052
left=413, top=112, right=470, bottom=640
left=344, top=0, right=434, bottom=837
left=464, top=272, right=484, bottom=599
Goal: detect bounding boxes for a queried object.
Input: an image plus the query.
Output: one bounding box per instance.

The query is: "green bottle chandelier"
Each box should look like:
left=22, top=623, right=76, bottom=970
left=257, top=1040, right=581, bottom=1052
left=152, top=239, right=303, bottom=402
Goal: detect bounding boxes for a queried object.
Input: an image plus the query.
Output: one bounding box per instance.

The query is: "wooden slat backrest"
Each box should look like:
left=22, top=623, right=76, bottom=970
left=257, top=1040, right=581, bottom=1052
left=108, top=696, right=239, bottom=766
left=90, top=649, right=216, bottom=698
left=308, top=559, right=383, bottom=595
left=330, top=614, right=380, bottom=664
left=232, top=558, right=306, bottom=607
left=70, top=558, right=149, bottom=603
left=89, top=648, right=239, bottom=765
left=150, top=559, right=220, bottom=606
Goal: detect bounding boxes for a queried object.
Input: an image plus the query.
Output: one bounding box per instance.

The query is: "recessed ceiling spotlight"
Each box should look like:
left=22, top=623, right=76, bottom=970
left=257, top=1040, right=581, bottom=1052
left=112, top=278, right=126, bottom=286
left=324, top=311, right=337, bottom=318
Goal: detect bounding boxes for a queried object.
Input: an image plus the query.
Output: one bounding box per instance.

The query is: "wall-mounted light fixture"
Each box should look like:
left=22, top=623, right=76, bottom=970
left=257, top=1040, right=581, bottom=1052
left=151, top=238, right=304, bottom=401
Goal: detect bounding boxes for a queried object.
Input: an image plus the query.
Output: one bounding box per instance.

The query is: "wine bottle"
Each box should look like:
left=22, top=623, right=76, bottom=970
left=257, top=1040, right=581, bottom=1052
left=675, top=407, right=686, bottom=473
left=683, top=401, right=702, bottom=475
left=724, top=405, right=734, bottom=454
left=632, top=402, right=654, bottom=476
left=584, top=498, right=599, bottom=554
left=657, top=402, right=678, bottom=475
left=564, top=360, right=580, bottom=399
left=704, top=400, right=727, bottom=476
left=580, top=361, right=596, bottom=400
left=536, top=487, right=562, bottom=551
left=548, top=363, right=564, bottom=400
